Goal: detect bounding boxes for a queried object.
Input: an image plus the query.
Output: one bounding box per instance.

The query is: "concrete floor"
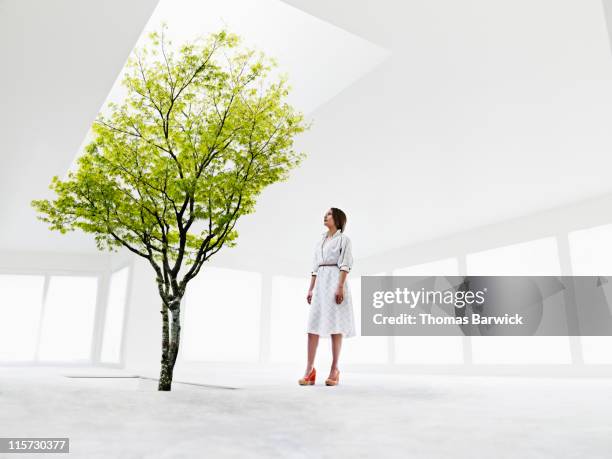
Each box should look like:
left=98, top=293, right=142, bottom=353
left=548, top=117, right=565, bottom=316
left=1, top=366, right=612, bottom=458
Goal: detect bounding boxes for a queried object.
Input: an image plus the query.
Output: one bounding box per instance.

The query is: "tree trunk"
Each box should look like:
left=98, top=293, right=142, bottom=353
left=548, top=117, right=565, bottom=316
left=158, top=301, right=171, bottom=391
left=158, top=298, right=181, bottom=391
left=159, top=359, right=173, bottom=391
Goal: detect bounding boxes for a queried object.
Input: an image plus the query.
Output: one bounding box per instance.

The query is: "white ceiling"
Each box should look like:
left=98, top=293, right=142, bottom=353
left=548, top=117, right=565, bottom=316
left=108, top=0, right=390, bottom=115
left=233, top=0, right=612, bottom=264
left=4, top=0, right=612, bottom=269
left=0, top=0, right=160, bottom=253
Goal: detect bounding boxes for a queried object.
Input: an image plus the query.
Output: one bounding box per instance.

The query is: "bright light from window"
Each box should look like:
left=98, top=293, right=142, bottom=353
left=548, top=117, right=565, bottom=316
left=0, top=275, right=45, bottom=361
left=569, top=224, right=612, bottom=276
left=100, top=266, right=130, bottom=363
left=466, top=237, right=561, bottom=276
left=343, top=275, right=389, bottom=364
left=269, top=275, right=310, bottom=363
left=393, top=259, right=464, bottom=364
left=393, top=258, right=459, bottom=277
left=181, top=267, right=261, bottom=362
left=467, top=237, right=571, bottom=364
left=38, top=276, right=98, bottom=362
left=569, top=224, right=612, bottom=363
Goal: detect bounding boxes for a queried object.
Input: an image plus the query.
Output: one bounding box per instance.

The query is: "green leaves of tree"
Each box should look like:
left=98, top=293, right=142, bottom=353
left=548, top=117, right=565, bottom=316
left=32, top=25, right=308, bottom=299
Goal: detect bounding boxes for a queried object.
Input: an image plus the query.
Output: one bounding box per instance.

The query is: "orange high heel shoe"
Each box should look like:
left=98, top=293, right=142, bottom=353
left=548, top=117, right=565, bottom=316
left=325, top=369, right=340, bottom=386
left=298, top=367, right=316, bottom=386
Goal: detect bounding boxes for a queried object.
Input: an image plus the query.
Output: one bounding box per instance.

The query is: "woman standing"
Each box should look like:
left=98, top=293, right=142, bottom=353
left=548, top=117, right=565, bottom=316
left=299, top=207, right=356, bottom=386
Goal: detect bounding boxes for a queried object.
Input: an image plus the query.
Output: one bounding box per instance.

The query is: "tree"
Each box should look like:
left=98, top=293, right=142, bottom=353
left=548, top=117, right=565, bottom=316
left=31, top=26, right=307, bottom=391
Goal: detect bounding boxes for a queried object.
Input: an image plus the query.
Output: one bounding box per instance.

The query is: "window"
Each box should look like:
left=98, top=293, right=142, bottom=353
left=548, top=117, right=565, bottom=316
left=38, top=276, right=99, bottom=362
left=100, top=266, right=130, bottom=363
left=568, top=224, right=612, bottom=364
left=466, top=237, right=571, bottom=364
left=0, top=275, right=45, bottom=361
left=394, top=258, right=459, bottom=277
left=466, top=238, right=561, bottom=276
left=269, top=275, right=310, bottom=363
left=181, top=267, right=261, bottom=362
left=392, top=259, right=464, bottom=364
left=343, top=275, right=389, bottom=364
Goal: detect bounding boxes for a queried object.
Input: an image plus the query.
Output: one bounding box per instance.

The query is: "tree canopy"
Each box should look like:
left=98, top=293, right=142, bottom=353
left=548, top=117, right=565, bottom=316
left=32, top=27, right=308, bottom=304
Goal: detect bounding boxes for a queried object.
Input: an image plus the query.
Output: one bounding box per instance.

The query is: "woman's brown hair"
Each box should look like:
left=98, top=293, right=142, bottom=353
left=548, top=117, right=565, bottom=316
left=331, top=207, right=347, bottom=232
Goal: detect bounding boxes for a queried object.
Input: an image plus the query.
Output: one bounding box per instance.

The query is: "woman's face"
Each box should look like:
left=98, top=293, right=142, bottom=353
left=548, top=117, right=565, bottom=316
left=323, top=209, right=335, bottom=229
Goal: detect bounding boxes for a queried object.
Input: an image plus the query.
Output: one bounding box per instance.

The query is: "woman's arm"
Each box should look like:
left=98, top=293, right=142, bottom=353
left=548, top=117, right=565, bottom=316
left=308, top=240, right=319, bottom=304
left=307, top=274, right=316, bottom=304
left=335, top=271, right=348, bottom=304
left=336, top=236, right=353, bottom=304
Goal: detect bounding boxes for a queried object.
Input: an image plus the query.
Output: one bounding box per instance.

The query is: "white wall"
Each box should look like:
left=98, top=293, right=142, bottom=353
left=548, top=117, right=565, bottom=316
left=121, top=256, right=161, bottom=373
left=358, top=192, right=612, bottom=366
left=0, top=250, right=112, bottom=365
left=7, top=190, right=612, bottom=372
left=117, top=190, right=612, bottom=372
left=120, top=248, right=306, bottom=373
left=119, top=191, right=612, bottom=371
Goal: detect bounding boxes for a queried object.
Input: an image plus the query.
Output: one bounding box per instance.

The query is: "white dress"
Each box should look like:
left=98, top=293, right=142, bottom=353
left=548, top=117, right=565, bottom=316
left=307, top=229, right=356, bottom=338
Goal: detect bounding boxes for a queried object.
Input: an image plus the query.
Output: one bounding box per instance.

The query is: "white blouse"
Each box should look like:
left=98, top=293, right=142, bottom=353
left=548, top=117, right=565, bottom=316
left=311, top=229, right=354, bottom=276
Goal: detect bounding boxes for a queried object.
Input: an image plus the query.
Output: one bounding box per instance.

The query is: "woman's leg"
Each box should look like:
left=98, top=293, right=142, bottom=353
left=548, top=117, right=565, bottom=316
left=329, top=333, right=342, bottom=378
left=305, top=333, right=319, bottom=376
